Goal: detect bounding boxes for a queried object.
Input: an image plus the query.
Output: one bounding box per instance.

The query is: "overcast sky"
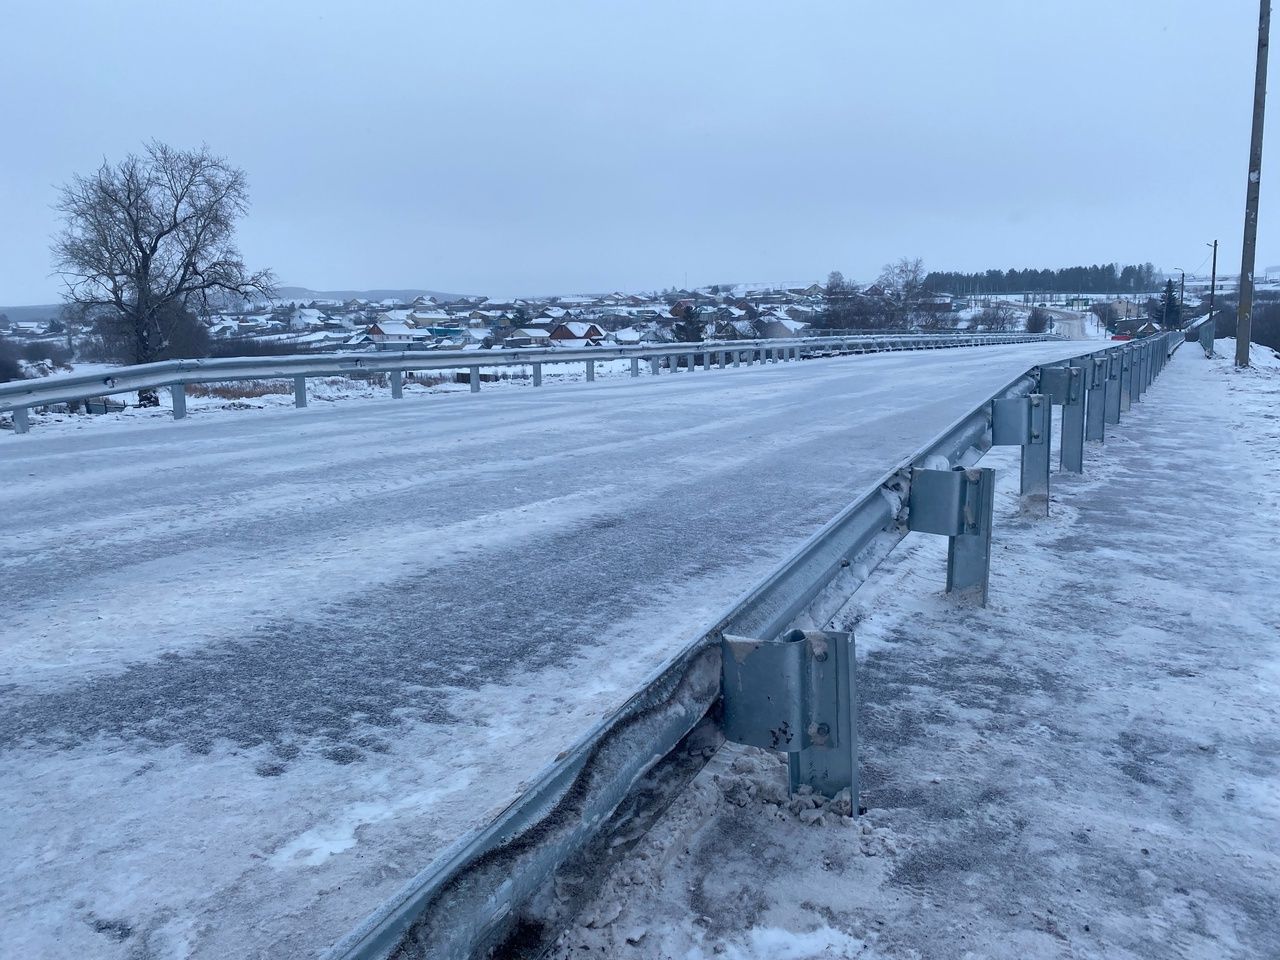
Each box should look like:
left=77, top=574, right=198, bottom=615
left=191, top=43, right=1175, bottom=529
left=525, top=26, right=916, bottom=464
left=0, top=1, right=1273, bottom=304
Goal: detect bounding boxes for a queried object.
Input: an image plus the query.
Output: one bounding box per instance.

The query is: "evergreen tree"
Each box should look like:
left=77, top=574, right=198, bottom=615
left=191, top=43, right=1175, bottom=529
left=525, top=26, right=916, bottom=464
left=1157, top=279, right=1182, bottom=329
left=673, top=305, right=704, bottom=342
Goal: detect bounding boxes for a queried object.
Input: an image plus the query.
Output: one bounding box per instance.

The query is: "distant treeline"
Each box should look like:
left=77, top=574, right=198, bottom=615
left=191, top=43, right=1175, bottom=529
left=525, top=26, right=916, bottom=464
left=923, top=263, right=1160, bottom=296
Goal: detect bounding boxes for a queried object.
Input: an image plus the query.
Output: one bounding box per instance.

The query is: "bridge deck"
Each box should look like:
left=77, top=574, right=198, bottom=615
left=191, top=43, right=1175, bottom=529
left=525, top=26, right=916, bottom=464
left=2, top=342, right=1095, bottom=959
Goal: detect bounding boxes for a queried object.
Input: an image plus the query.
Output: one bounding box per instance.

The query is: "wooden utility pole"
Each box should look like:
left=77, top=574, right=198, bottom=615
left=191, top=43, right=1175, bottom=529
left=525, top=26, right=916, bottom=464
left=1208, top=239, right=1218, bottom=333
left=1237, top=0, right=1271, bottom=367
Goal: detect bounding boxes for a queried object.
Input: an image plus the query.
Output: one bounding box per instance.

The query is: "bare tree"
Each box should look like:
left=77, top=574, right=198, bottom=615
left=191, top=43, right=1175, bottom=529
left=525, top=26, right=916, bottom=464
left=977, top=302, right=1017, bottom=332
left=877, top=257, right=927, bottom=327
left=52, top=141, right=274, bottom=403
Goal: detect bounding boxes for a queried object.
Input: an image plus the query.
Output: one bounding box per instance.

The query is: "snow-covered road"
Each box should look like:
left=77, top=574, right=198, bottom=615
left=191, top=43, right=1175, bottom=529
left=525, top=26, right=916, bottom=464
left=1, top=342, right=1106, bottom=958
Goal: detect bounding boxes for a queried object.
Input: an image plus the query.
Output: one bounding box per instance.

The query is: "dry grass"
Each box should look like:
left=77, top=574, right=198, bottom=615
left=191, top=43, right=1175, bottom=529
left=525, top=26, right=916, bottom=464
left=188, top=380, right=293, bottom=399
left=187, top=372, right=457, bottom=400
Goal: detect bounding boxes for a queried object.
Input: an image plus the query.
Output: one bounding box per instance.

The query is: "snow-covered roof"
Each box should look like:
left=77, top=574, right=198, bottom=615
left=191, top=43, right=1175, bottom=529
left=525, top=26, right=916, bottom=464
left=370, top=320, right=418, bottom=336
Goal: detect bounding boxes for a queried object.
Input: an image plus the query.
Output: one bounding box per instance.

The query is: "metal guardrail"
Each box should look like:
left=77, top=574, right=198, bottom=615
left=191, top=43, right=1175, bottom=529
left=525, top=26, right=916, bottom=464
left=1184, top=313, right=1216, bottom=357
left=0, top=332, right=1057, bottom=434
left=325, top=332, right=1185, bottom=960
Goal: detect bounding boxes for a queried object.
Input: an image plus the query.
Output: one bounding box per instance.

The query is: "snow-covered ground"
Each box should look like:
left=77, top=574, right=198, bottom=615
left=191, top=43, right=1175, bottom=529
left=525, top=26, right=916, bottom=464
left=0, top=342, right=1114, bottom=959
left=545, top=339, right=1280, bottom=960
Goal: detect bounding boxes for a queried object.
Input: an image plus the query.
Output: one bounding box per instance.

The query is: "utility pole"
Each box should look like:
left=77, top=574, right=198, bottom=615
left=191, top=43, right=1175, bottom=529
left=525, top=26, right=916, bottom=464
left=1237, top=0, right=1270, bottom=367
left=1208, top=239, right=1218, bottom=334
left=1179, top=269, right=1185, bottom=327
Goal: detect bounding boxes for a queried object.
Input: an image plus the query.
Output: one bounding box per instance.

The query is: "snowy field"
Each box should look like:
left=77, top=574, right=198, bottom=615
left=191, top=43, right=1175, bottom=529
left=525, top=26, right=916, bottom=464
left=545, top=340, right=1280, bottom=960
left=0, top=341, right=1158, bottom=958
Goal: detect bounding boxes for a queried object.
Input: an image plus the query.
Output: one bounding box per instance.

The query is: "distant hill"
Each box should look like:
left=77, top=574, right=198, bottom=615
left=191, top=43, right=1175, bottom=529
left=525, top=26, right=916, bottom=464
left=0, top=287, right=468, bottom=323
left=274, top=286, right=467, bottom=303
left=0, top=304, right=64, bottom=324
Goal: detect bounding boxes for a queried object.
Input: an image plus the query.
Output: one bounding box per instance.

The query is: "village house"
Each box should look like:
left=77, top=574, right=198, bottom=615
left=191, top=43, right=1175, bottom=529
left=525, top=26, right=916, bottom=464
left=549, top=321, right=605, bottom=344
left=503, top=327, right=554, bottom=347
left=366, top=317, right=426, bottom=343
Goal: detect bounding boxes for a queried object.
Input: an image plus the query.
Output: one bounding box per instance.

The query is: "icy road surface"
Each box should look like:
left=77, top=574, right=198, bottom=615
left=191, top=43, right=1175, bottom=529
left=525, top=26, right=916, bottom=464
left=1, top=342, right=1101, bottom=958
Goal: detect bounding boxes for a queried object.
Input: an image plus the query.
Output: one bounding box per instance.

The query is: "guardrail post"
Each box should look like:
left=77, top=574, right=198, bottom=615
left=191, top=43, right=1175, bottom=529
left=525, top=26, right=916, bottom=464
left=390, top=369, right=404, bottom=399
left=732, top=351, right=741, bottom=368
left=532, top=362, right=543, bottom=386
left=685, top=352, right=695, bottom=372
left=13, top=406, right=30, bottom=434
left=1120, top=347, right=1133, bottom=412
left=718, top=350, right=728, bottom=369
left=630, top=357, right=639, bottom=378
left=1126, top=345, right=1138, bottom=405
left=294, top=375, right=307, bottom=408
left=469, top=366, right=481, bottom=393
left=992, top=394, right=1049, bottom=515
left=1041, top=364, right=1085, bottom=473
left=649, top=357, right=660, bottom=375
left=1062, top=363, right=1086, bottom=472
left=170, top=384, right=187, bottom=420
left=908, top=466, right=996, bottom=606
left=585, top=360, right=595, bottom=382
left=1085, top=356, right=1106, bottom=442
left=1104, top=350, right=1121, bottom=425
left=1133, top=344, right=1146, bottom=402
left=721, top=629, right=857, bottom=801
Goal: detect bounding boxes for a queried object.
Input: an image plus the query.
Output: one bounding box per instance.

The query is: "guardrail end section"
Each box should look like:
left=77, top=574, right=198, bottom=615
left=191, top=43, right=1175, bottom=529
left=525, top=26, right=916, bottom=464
left=721, top=629, right=857, bottom=804
left=907, top=466, right=996, bottom=605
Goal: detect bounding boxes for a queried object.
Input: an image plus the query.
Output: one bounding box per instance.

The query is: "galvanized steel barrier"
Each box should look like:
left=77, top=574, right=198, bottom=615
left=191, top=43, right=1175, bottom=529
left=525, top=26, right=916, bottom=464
left=1184, top=313, right=1216, bottom=357
left=0, top=332, right=1056, bottom=435
left=324, top=332, right=1188, bottom=960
